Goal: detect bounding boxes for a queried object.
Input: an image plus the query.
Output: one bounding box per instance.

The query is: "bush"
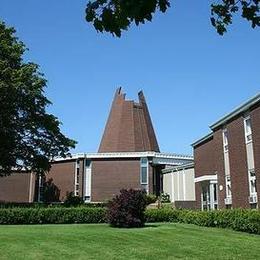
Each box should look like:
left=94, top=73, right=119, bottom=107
left=145, top=194, right=157, bottom=205
left=145, top=208, right=260, bottom=235
left=0, top=201, right=108, bottom=209
left=64, top=192, right=83, bottom=207
left=107, top=189, right=147, bottom=228
left=160, top=193, right=170, bottom=203
left=0, top=207, right=106, bottom=225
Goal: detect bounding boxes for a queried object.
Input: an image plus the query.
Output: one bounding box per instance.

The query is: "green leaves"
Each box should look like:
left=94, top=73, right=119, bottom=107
left=85, top=0, right=259, bottom=37
left=0, top=22, right=76, bottom=176
left=85, top=0, right=170, bottom=37
left=211, top=0, right=259, bottom=35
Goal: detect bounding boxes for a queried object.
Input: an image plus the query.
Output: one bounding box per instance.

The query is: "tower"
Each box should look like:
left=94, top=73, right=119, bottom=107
left=98, top=87, right=160, bottom=153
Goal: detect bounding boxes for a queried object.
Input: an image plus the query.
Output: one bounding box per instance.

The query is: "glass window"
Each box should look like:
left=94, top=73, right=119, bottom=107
left=244, top=117, right=252, bottom=143
left=249, top=169, right=257, bottom=195
left=141, top=167, right=148, bottom=184
left=223, top=129, right=228, bottom=152
left=85, top=159, right=91, bottom=168
left=226, top=175, right=232, bottom=197
left=141, top=157, right=148, bottom=165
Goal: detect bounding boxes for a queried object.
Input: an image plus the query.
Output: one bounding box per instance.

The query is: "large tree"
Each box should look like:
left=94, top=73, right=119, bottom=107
left=0, top=22, right=76, bottom=176
left=85, top=0, right=260, bottom=37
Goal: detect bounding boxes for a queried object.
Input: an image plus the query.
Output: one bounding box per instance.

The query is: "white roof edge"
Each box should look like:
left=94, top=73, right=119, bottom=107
left=191, top=132, right=213, bottom=148
left=53, top=151, right=193, bottom=162
left=210, top=93, right=260, bottom=130
left=162, top=162, right=194, bottom=174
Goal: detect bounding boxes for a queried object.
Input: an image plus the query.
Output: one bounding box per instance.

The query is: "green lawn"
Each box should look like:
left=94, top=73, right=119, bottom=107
left=0, top=223, right=259, bottom=260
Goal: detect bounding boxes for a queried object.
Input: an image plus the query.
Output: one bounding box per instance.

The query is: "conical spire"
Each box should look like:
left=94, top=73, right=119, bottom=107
left=98, top=88, right=160, bottom=153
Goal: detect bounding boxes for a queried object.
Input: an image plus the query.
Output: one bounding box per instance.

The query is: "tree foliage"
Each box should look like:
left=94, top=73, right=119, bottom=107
left=85, top=0, right=259, bottom=37
left=0, top=22, right=76, bottom=176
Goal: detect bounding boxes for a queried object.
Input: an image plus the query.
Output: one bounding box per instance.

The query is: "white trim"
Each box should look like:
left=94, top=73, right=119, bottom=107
left=53, top=151, right=193, bottom=162
left=162, top=162, right=194, bottom=174
left=171, top=172, right=174, bottom=202
left=243, top=116, right=253, bottom=144
left=210, top=93, right=260, bottom=130
left=194, top=175, right=217, bottom=183
left=192, top=133, right=213, bottom=147
left=84, top=159, right=92, bottom=202
left=28, top=172, right=34, bottom=203
left=183, top=170, right=186, bottom=201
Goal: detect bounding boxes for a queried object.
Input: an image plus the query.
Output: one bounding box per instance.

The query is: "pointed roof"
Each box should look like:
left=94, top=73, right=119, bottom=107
left=98, top=87, right=160, bottom=153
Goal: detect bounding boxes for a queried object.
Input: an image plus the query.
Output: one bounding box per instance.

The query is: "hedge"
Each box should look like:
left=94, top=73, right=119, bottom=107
left=0, top=207, right=106, bottom=224
left=0, top=202, right=108, bottom=209
left=145, top=208, right=260, bottom=235
left=0, top=207, right=259, bottom=235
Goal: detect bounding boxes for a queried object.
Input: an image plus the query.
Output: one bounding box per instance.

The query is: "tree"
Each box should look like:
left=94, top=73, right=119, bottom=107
left=0, top=22, right=76, bottom=176
left=85, top=0, right=259, bottom=37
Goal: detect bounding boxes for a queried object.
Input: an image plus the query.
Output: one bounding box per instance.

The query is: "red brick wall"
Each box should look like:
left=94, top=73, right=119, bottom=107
left=98, top=88, right=160, bottom=153
left=194, top=137, right=215, bottom=209
left=194, top=137, right=215, bottom=178
left=47, top=160, right=76, bottom=201
left=227, top=117, right=250, bottom=208
left=0, top=172, right=34, bottom=202
left=251, top=105, right=260, bottom=204
left=91, top=158, right=144, bottom=202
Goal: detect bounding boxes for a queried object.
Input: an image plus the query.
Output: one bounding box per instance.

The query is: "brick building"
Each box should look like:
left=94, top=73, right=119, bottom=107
left=192, top=94, right=260, bottom=210
left=0, top=88, right=193, bottom=203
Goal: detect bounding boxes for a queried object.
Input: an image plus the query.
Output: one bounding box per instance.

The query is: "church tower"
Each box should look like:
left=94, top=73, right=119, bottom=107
left=98, top=87, right=160, bottom=153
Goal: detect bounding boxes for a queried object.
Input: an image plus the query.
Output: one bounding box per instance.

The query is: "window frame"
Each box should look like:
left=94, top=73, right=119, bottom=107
left=140, top=157, right=148, bottom=185
left=244, top=116, right=253, bottom=144
left=222, top=128, right=229, bottom=152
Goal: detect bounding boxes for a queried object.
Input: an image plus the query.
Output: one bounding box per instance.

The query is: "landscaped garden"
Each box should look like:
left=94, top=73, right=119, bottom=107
left=0, top=223, right=260, bottom=260
left=0, top=190, right=259, bottom=259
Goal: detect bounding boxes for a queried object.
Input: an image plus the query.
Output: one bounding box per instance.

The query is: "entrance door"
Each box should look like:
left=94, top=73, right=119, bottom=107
left=201, top=181, right=218, bottom=211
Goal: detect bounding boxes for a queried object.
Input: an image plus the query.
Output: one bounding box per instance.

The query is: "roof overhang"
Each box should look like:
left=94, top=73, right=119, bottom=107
left=162, top=162, right=194, bottom=174
left=191, top=133, right=213, bottom=148
left=194, top=174, right=217, bottom=183
left=53, top=152, right=193, bottom=166
left=210, top=93, right=260, bottom=130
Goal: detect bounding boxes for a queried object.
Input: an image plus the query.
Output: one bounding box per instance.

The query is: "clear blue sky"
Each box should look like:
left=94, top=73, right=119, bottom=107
left=1, top=1, right=259, bottom=155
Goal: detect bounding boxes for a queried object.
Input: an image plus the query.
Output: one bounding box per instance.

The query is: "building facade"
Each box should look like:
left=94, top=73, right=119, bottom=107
left=193, top=94, right=260, bottom=210
left=162, top=163, right=196, bottom=209
left=0, top=88, right=193, bottom=203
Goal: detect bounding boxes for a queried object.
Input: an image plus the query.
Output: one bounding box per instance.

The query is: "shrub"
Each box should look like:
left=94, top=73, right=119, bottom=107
left=145, top=208, right=260, bottom=235
left=145, top=194, right=157, bottom=205
left=160, top=193, right=170, bottom=203
left=64, top=192, right=83, bottom=207
left=107, top=189, right=147, bottom=228
left=0, top=207, right=106, bottom=225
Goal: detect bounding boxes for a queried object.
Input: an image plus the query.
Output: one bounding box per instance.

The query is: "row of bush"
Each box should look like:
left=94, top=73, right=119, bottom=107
left=0, top=207, right=106, bottom=224
left=146, top=208, right=260, bottom=235
left=0, top=206, right=259, bottom=234
left=0, top=202, right=107, bottom=209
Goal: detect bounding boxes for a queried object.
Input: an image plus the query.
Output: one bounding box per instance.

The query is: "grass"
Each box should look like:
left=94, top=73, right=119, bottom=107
left=0, top=223, right=259, bottom=260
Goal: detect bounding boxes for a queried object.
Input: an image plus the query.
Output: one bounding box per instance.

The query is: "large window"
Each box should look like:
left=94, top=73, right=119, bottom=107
left=249, top=169, right=257, bottom=195
left=244, top=116, right=252, bottom=143
left=75, top=160, right=80, bottom=196
left=225, top=175, right=232, bottom=198
left=140, top=158, right=148, bottom=193
left=222, top=128, right=229, bottom=152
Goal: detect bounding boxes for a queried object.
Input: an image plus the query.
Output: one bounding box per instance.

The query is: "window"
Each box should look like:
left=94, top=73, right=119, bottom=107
left=222, top=129, right=228, bottom=152
left=244, top=116, right=252, bottom=143
left=140, top=157, right=148, bottom=185
left=75, top=160, right=80, bottom=196
left=85, top=159, right=91, bottom=168
left=225, top=175, right=232, bottom=198
left=249, top=169, right=257, bottom=195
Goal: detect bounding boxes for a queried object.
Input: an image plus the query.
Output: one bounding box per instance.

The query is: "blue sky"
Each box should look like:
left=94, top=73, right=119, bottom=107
left=1, top=1, right=259, bottom=155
